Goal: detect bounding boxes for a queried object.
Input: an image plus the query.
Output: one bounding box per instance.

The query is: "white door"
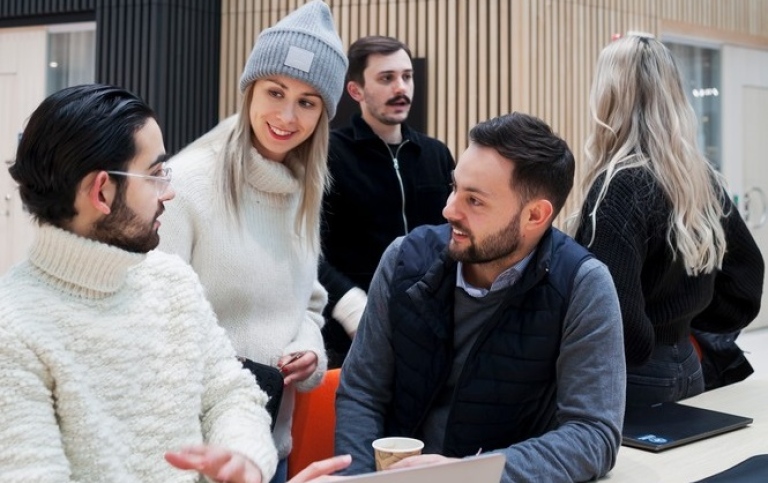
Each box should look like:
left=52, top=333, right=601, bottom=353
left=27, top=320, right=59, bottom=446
left=0, top=27, right=46, bottom=275
left=742, top=86, right=768, bottom=330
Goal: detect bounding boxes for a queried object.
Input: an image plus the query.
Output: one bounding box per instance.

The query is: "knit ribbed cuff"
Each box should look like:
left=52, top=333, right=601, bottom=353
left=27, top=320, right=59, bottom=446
left=332, top=287, right=367, bottom=336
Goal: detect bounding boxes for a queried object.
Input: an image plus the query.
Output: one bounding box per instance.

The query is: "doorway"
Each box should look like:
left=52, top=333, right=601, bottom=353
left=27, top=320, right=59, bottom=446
left=0, top=27, right=46, bottom=275
left=0, top=23, right=95, bottom=274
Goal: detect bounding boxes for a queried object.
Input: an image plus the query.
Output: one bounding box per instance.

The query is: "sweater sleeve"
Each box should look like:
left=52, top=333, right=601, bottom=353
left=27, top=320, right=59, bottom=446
left=284, top=278, right=329, bottom=393
left=691, top=195, right=765, bottom=332
left=492, top=259, right=626, bottom=483
left=334, top=239, right=401, bottom=475
left=318, top=257, right=365, bottom=336
left=197, top=285, right=279, bottom=481
left=575, top=172, right=656, bottom=366
left=0, top=324, right=81, bottom=481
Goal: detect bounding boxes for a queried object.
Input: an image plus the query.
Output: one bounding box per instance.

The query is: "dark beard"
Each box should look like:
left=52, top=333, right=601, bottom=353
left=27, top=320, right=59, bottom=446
left=92, top=191, right=161, bottom=254
left=448, top=211, right=521, bottom=264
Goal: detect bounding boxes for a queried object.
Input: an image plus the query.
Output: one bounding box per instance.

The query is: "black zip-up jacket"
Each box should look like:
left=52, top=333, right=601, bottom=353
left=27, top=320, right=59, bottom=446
left=320, top=114, right=454, bottom=362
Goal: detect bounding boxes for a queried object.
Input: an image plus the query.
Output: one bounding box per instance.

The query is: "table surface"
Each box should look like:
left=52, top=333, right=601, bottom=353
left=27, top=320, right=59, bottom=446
left=604, top=377, right=768, bottom=482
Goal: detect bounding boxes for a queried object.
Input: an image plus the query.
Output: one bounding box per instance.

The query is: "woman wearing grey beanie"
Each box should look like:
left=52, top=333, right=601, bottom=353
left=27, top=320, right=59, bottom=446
left=158, top=2, right=347, bottom=482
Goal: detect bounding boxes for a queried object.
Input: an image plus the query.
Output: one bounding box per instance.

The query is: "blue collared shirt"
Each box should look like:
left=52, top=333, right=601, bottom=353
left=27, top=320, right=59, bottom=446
left=456, top=250, right=536, bottom=298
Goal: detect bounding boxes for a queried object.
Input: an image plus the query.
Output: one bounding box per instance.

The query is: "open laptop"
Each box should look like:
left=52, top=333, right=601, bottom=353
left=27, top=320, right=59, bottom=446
left=622, top=401, right=753, bottom=452
left=341, top=453, right=505, bottom=483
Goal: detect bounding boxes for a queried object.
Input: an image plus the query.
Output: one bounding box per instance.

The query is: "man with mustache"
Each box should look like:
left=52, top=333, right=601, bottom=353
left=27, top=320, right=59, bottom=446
left=335, top=113, right=626, bottom=482
left=0, top=84, right=351, bottom=483
left=320, top=36, right=455, bottom=368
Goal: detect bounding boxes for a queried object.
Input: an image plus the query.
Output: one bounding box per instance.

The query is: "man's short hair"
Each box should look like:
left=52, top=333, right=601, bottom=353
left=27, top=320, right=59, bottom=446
left=469, top=112, right=575, bottom=217
left=9, top=84, right=156, bottom=227
left=346, top=35, right=412, bottom=86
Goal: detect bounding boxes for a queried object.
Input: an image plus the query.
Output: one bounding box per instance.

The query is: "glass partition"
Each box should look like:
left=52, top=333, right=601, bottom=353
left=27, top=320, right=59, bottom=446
left=47, top=23, right=96, bottom=95
left=664, top=41, right=722, bottom=171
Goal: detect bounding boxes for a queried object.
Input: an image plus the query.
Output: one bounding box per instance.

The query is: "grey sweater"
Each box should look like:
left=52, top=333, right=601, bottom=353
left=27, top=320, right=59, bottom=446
left=335, top=237, right=626, bottom=482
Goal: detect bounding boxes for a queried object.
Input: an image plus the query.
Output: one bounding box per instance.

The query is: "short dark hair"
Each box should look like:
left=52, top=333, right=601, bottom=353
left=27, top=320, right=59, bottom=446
left=346, top=35, right=412, bottom=86
left=469, top=112, right=575, bottom=217
left=9, top=84, right=156, bottom=227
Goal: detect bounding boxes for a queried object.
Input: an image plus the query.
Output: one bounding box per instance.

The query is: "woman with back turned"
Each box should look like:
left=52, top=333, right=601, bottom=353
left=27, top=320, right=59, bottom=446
left=569, top=35, right=764, bottom=406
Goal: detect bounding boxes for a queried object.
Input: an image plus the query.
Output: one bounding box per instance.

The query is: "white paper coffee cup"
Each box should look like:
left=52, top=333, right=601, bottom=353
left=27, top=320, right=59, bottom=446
left=372, top=437, right=424, bottom=471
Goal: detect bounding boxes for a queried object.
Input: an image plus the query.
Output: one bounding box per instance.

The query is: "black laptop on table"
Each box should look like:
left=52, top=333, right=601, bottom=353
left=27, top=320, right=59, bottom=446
left=622, top=401, right=753, bottom=452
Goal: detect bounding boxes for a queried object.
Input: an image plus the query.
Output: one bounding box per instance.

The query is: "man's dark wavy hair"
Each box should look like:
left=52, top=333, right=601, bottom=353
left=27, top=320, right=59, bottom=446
left=9, top=83, right=155, bottom=227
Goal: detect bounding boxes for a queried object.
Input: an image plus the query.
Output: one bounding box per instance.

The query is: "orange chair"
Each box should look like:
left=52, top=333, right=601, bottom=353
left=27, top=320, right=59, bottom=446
left=287, top=368, right=341, bottom=478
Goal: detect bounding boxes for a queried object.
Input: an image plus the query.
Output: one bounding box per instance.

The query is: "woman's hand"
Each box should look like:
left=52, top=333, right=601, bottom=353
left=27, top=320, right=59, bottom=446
left=276, top=351, right=318, bottom=386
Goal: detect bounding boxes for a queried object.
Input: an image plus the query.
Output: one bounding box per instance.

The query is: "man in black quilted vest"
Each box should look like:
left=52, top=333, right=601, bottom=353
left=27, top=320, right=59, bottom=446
left=335, top=112, right=626, bottom=482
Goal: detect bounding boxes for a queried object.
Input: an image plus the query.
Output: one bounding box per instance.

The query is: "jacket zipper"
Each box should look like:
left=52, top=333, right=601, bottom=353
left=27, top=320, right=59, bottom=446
left=384, top=139, right=411, bottom=234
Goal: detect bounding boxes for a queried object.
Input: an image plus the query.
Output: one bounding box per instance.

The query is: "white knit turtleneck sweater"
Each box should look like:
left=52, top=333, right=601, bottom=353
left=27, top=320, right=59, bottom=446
left=0, top=225, right=278, bottom=482
left=158, top=116, right=328, bottom=459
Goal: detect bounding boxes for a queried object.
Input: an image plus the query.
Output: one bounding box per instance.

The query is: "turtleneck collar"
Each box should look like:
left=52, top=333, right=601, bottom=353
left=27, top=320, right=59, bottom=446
left=245, top=145, right=303, bottom=195
left=28, top=224, right=146, bottom=299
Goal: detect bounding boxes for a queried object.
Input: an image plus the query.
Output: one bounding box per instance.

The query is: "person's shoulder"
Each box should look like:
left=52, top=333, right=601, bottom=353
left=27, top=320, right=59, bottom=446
left=166, top=135, right=222, bottom=208
left=575, top=257, right=612, bottom=280
left=416, top=131, right=449, bottom=148
left=405, top=128, right=453, bottom=163
left=607, top=167, right=657, bottom=195
left=0, top=262, right=39, bottom=303
left=405, top=126, right=447, bottom=147
left=589, top=167, right=660, bottom=214
left=330, top=123, right=355, bottom=141
left=400, top=224, right=450, bottom=257
left=328, top=125, right=359, bottom=165
left=170, top=116, right=235, bottom=175
left=0, top=263, right=55, bottom=338
left=140, top=251, right=207, bottom=297
left=143, top=250, right=199, bottom=277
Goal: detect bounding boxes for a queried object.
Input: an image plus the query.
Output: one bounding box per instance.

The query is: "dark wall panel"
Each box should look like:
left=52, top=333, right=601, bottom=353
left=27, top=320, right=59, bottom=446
left=96, top=0, right=221, bottom=154
left=0, top=0, right=95, bottom=25
left=0, top=0, right=221, bottom=154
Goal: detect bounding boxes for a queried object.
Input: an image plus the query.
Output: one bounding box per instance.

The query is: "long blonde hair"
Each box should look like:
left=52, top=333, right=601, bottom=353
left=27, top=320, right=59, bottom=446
left=216, top=82, right=330, bottom=249
left=568, top=36, right=726, bottom=276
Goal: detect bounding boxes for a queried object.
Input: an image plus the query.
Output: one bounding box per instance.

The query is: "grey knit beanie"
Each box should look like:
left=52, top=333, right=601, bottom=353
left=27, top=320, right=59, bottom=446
left=239, top=0, right=347, bottom=119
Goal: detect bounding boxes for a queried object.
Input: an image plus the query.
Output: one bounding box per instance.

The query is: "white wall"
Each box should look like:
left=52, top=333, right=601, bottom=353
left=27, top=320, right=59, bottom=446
left=721, top=45, right=768, bottom=330
left=721, top=45, right=768, bottom=197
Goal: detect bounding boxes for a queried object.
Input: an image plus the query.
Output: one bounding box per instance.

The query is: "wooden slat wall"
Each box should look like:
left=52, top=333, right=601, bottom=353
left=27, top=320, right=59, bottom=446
left=219, top=0, right=768, bottom=222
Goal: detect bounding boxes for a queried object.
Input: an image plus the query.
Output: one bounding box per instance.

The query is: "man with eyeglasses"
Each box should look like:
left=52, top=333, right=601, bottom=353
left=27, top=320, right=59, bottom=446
left=0, top=84, right=350, bottom=482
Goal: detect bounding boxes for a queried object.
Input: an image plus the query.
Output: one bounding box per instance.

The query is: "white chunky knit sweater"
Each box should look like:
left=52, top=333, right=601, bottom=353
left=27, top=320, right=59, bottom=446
left=159, top=116, right=328, bottom=459
left=0, top=225, right=278, bottom=482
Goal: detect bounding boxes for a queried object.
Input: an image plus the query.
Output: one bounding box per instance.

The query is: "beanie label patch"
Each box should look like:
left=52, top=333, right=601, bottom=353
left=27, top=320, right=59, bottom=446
left=284, top=46, right=315, bottom=73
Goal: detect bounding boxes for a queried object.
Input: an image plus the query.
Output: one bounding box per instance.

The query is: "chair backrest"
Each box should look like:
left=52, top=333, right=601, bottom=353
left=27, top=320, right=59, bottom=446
left=287, top=368, right=341, bottom=478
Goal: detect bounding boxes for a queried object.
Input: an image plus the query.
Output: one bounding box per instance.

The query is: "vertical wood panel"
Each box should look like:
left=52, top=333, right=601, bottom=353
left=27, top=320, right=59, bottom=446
left=488, top=1, right=498, bottom=120
left=498, top=0, right=509, bottom=116
left=435, top=0, right=447, bottom=142
left=447, top=0, right=459, bottom=152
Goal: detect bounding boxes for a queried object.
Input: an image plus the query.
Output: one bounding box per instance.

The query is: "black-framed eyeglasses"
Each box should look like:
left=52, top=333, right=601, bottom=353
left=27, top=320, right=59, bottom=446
left=106, top=167, right=172, bottom=197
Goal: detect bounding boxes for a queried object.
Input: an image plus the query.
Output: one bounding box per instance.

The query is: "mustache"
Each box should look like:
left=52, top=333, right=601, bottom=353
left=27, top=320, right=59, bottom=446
left=386, top=95, right=411, bottom=106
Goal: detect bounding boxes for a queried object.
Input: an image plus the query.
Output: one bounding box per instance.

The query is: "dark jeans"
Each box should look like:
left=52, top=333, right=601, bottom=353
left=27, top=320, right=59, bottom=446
left=269, top=457, right=287, bottom=483
left=626, top=338, right=705, bottom=406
